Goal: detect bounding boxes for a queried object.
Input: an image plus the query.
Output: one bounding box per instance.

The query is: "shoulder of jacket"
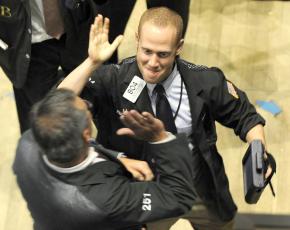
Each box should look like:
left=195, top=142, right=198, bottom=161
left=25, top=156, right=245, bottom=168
left=178, top=59, right=210, bottom=71
left=119, top=56, right=136, bottom=65
left=108, top=57, right=136, bottom=70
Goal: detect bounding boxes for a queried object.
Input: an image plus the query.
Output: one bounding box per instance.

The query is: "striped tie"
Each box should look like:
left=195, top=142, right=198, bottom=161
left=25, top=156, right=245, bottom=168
left=42, top=0, right=64, bottom=39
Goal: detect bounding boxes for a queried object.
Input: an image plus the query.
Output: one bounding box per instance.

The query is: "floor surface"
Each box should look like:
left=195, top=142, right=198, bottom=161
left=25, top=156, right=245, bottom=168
left=1, top=0, right=290, bottom=229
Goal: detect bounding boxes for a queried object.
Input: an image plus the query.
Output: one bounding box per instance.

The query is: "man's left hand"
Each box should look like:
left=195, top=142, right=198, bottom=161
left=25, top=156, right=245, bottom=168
left=116, top=110, right=167, bottom=142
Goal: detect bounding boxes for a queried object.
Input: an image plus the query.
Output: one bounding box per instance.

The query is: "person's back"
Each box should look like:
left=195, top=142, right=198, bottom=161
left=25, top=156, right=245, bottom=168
left=13, top=88, right=196, bottom=230
left=14, top=131, right=110, bottom=230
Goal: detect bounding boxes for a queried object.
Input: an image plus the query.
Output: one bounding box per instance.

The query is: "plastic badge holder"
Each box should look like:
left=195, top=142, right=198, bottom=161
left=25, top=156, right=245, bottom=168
left=242, top=140, right=265, bottom=204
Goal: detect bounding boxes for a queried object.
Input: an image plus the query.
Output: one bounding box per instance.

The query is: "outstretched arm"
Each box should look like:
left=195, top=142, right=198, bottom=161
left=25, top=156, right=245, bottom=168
left=116, top=110, right=169, bottom=181
left=58, top=14, right=123, bottom=94
left=100, top=110, right=196, bottom=225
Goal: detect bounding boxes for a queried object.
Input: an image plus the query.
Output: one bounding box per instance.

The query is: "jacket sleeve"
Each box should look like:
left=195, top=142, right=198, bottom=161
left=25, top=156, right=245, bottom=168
left=80, top=64, right=118, bottom=115
left=203, top=67, right=265, bottom=141
left=98, top=134, right=196, bottom=227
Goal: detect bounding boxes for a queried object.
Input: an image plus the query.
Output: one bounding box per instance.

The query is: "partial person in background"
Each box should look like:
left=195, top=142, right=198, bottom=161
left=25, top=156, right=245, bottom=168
left=146, top=0, right=189, bottom=37
left=59, top=8, right=275, bottom=230
left=0, top=0, right=111, bottom=133
left=13, top=88, right=196, bottom=230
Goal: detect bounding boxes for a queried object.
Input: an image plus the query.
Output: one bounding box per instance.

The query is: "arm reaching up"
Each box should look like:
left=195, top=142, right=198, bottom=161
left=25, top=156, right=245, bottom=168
left=58, top=14, right=123, bottom=94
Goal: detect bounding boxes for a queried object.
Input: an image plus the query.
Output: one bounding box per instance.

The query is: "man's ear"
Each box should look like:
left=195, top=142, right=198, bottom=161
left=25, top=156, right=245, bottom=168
left=176, top=39, right=184, bottom=56
left=135, top=32, right=139, bottom=46
left=82, top=127, right=91, bottom=143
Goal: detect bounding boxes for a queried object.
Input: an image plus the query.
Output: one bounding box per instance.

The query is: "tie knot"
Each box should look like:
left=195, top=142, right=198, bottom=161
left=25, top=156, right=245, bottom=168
left=154, top=84, right=165, bottom=95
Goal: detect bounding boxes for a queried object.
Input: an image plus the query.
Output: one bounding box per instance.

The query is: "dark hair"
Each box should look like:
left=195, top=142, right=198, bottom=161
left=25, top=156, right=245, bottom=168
left=30, top=89, right=89, bottom=164
left=138, top=7, right=184, bottom=44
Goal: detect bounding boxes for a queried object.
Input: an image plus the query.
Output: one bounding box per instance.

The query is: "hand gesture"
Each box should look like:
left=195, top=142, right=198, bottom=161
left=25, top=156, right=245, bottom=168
left=88, top=14, right=123, bottom=64
left=116, top=110, right=167, bottom=142
left=118, top=157, right=154, bottom=181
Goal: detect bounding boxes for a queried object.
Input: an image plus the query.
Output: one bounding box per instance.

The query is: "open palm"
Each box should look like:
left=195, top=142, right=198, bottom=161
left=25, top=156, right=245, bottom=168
left=88, top=15, right=123, bottom=64
left=117, top=110, right=166, bottom=142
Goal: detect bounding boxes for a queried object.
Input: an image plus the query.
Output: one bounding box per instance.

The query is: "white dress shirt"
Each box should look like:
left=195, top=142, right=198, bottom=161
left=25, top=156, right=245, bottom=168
left=43, top=147, right=106, bottom=174
left=30, top=0, right=54, bottom=43
left=147, top=64, right=192, bottom=137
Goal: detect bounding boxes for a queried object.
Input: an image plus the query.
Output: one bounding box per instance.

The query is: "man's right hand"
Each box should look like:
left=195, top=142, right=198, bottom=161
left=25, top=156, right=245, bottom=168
left=116, top=110, right=167, bottom=142
left=118, top=157, right=154, bottom=181
left=88, top=14, right=123, bottom=65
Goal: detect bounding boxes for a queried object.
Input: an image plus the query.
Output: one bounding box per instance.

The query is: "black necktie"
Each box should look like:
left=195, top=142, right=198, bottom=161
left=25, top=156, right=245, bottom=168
left=154, top=84, right=177, bottom=134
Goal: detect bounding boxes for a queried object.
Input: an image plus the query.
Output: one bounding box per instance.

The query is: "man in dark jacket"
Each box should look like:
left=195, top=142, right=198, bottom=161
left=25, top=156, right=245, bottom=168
left=0, top=0, right=111, bottom=133
left=13, top=88, right=196, bottom=230
left=58, top=8, right=274, bottom=230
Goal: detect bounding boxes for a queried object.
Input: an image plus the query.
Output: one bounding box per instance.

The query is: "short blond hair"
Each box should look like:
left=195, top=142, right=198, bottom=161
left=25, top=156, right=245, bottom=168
left=138, top=7, right=184, bottom=44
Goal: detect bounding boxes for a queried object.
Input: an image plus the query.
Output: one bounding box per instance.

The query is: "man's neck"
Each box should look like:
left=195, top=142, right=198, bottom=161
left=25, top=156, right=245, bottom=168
left=42, top=146, right=107, bottom=174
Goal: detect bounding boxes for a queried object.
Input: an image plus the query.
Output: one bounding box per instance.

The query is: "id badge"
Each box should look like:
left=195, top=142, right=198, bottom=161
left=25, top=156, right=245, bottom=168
left=123, top=76, right=146, bottom=103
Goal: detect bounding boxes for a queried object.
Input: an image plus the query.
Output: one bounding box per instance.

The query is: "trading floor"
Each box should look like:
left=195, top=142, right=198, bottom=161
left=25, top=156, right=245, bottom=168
left=0, top=0, right=290, bottom=229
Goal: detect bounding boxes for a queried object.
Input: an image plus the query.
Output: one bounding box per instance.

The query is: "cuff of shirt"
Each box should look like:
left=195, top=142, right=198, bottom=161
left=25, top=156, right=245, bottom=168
left=149, top=132, right=176, bottom=144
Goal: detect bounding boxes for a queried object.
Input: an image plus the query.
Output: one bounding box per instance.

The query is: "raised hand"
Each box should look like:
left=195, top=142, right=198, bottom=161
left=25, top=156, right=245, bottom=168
left=116, top=110, right=167, bottom=142
left=88, top=14, right=123, bottom=64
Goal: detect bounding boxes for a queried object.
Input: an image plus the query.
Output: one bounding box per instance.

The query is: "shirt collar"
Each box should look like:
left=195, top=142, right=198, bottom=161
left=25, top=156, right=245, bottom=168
left=43, top=147, right=106, bottom=174
left=147, top=63, right=178, bottom=97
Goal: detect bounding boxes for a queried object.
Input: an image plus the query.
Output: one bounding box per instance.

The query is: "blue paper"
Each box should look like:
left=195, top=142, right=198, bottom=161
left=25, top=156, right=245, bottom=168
left=256, top=100, right=282, bottom=116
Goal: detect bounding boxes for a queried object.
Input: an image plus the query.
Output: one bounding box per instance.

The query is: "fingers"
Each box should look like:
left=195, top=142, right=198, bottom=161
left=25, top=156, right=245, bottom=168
left=101, top=17, right=110, bottom=43
left=132, top=172, right=145, bottom=181
left=111, top=35, right=123, bottom=51
left=90, top=16, right=99, bottom=42
left=92, top=14, right=109, bottom=36
left=265, top=165, right=273, bottom=178
left=133, top=170, right=154, bottom=181
left=103, top=17, right=110, bottom=35
left=141, top=112, right=157, bottom=124
left=116, top=127, right=135, bottom=136
left=90, top=15, right=102, bottom=45
left=130, top=110, right=147, bottom=124
left=119, top=110, right=141, bottom=129
left=96, top=14, right=103, bottom=34
left=128, top=110, right=155, bottom=128
left=135, top=162, right=154, bottom=181
left=89, top=24, right=95, bottom=44
left=91, top=14, right=122, bottom=52
left=130, top=162, right=154, bottom=182
left=117, top=111, right=143, bottom=138
left=142, top=167, right=154, bottom=181
left=263, top=152, right=272, bottom=178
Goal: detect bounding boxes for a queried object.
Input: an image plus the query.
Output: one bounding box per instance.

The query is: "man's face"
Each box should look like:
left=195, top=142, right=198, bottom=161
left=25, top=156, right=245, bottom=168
left=136, top=22, right=183, bottom=84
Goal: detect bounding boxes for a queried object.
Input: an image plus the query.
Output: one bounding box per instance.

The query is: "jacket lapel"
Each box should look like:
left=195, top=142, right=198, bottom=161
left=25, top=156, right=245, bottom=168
left=177, top=60, right=205, bottom=132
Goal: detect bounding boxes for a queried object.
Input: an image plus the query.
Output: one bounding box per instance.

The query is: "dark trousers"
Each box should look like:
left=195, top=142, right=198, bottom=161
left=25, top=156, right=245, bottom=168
left=13, top=36, right=69, bottom=133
